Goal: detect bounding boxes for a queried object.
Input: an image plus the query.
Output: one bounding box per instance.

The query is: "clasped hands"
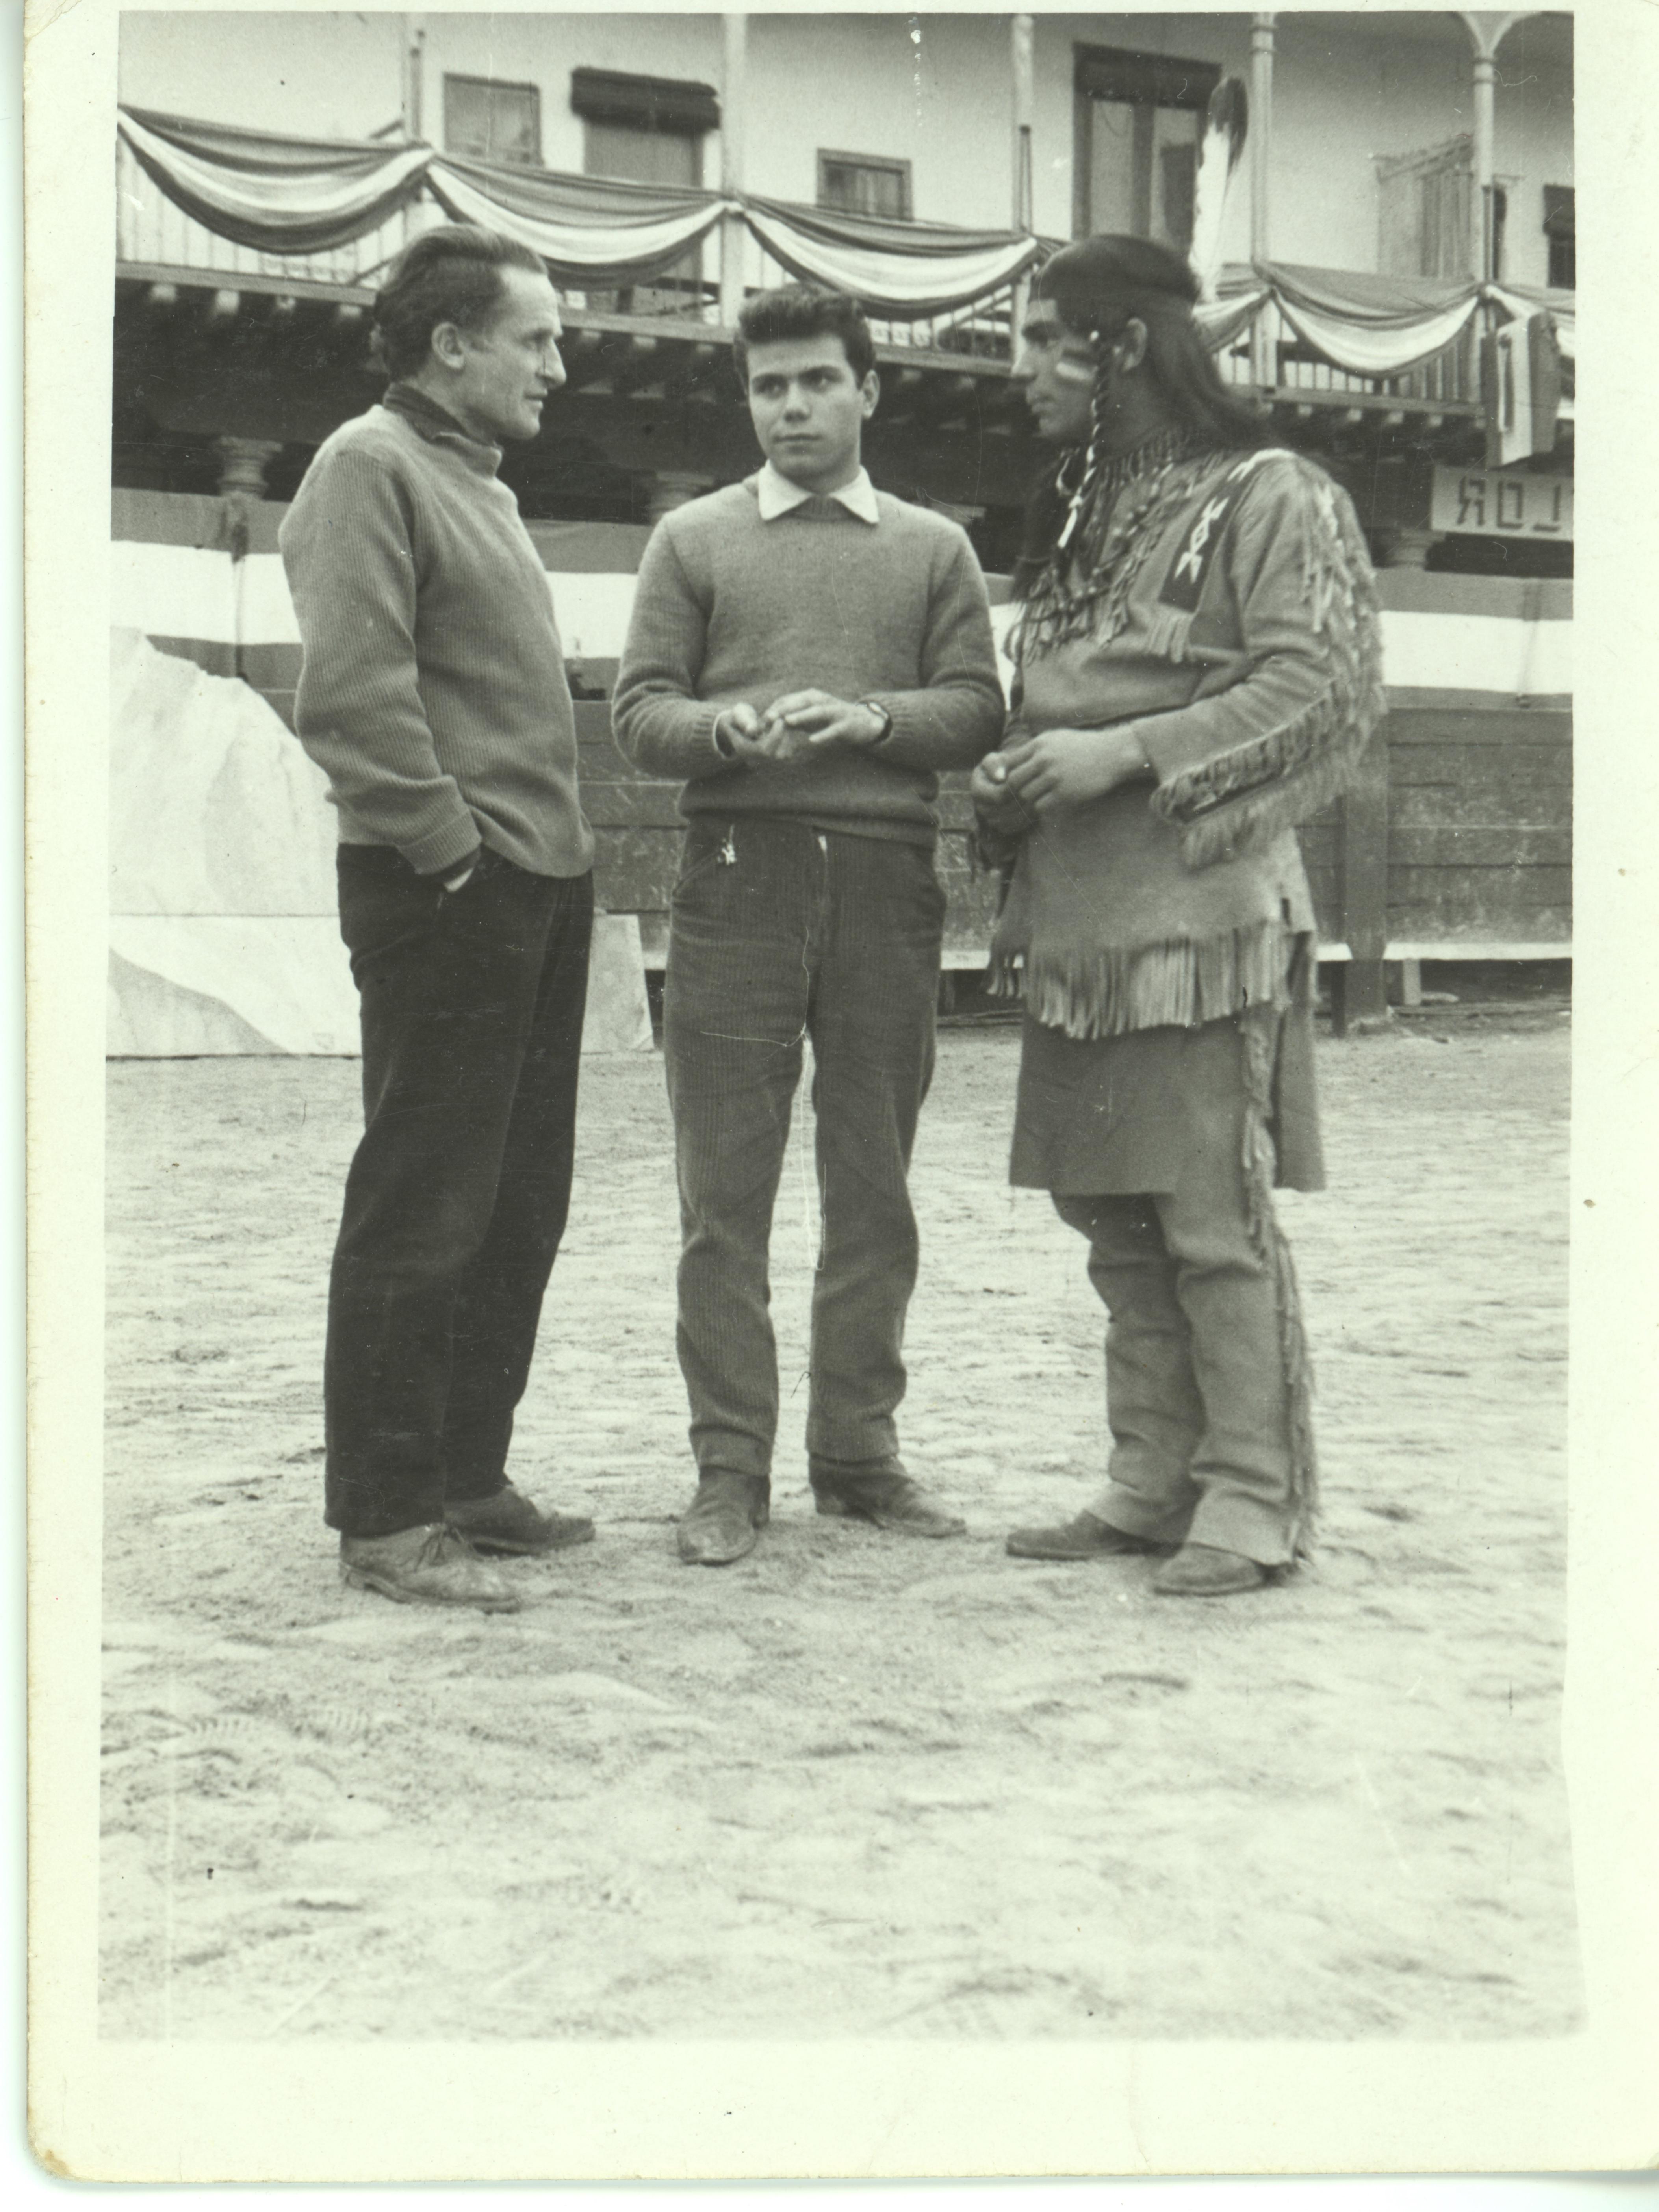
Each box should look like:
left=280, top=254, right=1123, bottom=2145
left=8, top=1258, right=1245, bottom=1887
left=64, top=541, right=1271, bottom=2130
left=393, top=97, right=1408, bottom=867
left=715, top=690, right=887, bottom=764
left=970, top=724, right=1152, bottom=830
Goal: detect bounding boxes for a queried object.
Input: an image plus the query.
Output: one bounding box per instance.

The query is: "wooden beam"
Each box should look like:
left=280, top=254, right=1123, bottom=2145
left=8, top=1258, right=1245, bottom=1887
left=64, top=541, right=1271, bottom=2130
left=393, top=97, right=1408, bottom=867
left=1331, top=767, right=1391, bottom=1034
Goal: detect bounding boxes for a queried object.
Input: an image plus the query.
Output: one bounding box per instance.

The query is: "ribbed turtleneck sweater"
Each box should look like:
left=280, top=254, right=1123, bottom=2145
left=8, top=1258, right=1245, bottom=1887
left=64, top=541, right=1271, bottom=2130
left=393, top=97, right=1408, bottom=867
left=279, top=392, right=593, bottom=879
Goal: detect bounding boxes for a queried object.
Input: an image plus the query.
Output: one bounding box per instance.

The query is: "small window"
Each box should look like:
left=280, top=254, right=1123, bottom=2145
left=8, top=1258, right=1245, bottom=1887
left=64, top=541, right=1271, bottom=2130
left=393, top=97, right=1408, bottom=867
left=584, top=119, right=701, bottom=190
left=1544, top=185, right=1574, bottom=289
left=818, top=151, right=913, bottom=223
left=1376, top=138, right=1474, bottom=280
left=444, top=75, right=541, bottom=168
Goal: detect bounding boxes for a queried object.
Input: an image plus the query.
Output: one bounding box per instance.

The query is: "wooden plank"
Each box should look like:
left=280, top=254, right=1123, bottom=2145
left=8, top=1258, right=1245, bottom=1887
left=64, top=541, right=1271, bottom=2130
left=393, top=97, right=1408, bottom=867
left=1389, top=746, right=1572, bottom=791
left=146, top=634, right=238, bottom=679
left=239, top=641, right=303, bottom=693
left=1389, top=880, right=1575, bottom=933
left=579, top=740, right=665, bottom=785
left=582, top=785, right=687, bottom=831
left=1383, top=708, right=1572, bottom=748
left=1386, top=937, right=1570, bottom=959
left=1335, top=769, right=1389, bottom=1030
left=573, top=700, right=621, bottom=744
left=591, top=826, right=682, bottom=911
left=1384, top=686, right=1573, bottom=714
left=1390, top=827, right=1572, bottom=868
left=1389, top=782, right=1572, bottom=829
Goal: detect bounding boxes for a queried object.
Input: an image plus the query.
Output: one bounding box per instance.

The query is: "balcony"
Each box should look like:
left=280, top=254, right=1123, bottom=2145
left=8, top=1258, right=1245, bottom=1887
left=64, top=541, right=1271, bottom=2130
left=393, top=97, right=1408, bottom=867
left=115, top=119, right=1572, bottom=473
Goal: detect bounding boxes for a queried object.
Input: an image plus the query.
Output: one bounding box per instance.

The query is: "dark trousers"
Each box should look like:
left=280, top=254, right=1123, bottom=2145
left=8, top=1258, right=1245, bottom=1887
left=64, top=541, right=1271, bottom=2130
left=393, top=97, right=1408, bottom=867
left=662, top=818, right=945, bottom=1480
left=325, top=846, right=593, bottom=1538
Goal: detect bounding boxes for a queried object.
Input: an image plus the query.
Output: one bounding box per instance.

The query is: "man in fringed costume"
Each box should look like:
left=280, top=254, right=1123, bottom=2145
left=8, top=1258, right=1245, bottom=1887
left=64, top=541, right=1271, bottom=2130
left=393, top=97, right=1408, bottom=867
left=978, top=236, right=1384, bottom=1598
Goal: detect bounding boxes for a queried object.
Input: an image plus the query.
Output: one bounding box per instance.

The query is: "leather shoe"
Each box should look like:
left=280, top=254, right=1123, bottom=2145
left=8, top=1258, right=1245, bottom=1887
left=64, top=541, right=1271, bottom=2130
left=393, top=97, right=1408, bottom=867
left=445, top=1483, right=595, bottom=1555
left=1005, top=1511, right=1171, bottom=1561
left=340, top=1522, right=521, bottom=1611
left=1152, top=1542, right=1269, bottom=1597
left=809, top=1457, right=965, bottom=1538
left=678, top=1470, right=769, bottom=1566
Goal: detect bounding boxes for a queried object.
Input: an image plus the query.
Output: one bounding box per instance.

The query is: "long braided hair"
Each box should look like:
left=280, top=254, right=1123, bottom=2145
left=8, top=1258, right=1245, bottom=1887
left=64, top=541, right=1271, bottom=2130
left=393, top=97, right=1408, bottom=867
left=1013, top=236, right=1270, bottom=646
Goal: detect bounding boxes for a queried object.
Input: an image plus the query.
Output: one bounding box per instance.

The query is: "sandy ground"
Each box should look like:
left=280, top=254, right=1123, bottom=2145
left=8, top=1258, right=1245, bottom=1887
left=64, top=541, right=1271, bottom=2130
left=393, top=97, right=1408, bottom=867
left=101, top=1011, right=1578, bottom=2040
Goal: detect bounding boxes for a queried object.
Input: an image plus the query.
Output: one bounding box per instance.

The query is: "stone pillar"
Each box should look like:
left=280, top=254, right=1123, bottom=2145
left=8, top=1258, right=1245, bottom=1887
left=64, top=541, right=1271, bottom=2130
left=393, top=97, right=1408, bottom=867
left=646, top=472, right=714, bottom=523
left=214, top=437, right=283, bottom=500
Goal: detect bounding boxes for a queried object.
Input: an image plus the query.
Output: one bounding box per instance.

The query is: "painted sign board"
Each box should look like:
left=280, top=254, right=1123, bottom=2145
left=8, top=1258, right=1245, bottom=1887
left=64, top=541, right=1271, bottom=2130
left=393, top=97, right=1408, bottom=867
left=1431, top=464, right=1574, bottom=541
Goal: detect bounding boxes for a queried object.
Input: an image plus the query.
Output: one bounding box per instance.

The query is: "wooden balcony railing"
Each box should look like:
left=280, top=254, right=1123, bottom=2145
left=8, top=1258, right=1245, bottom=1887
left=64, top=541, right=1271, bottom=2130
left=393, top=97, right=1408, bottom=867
left=117, top=132, right=1544, bottom=416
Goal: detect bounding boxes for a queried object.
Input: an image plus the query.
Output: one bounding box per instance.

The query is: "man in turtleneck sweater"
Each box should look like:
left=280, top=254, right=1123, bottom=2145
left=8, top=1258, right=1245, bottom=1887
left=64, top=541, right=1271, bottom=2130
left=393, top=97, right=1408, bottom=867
left=280, top=226, right=596, bottom=1612
left=613, top=285, right=1004, bottom=1566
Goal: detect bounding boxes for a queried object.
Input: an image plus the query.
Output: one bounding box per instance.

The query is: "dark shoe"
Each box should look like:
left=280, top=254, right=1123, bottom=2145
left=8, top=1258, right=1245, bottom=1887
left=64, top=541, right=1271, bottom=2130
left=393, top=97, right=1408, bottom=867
left=810, top=1457, right=966, bottom=1539
left=677, top=1470, right=770, bottom=1566
left=1005, top=1511, right=1171, bottom=1561
left=339, top=1523, right=522, bottom=1612
left=446, top=1483, right=595, bottom=1556
left=1152, top=1543, right=1269, bottom=1598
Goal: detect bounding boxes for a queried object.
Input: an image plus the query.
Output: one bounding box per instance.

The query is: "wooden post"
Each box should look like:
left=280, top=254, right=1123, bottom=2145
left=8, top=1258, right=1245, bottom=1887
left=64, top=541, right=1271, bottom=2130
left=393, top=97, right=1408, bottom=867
left=1011, top=14, right=1035, bottom=364
left=1011, top=15, right=1035, bottom=232
left=1458, top=14, right=1521, bottom=280
left=1332, top=766, right=1390, bottom=1034
left=719, top=13, right=748, bottom=327
left=403, top=16, right=426, bottom=142
left=1249, top=13, right=1275, bottom=387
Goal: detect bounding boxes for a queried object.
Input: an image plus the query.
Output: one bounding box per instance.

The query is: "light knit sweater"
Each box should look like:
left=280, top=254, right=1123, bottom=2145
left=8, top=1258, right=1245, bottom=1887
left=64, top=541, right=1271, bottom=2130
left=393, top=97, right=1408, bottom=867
left=611, top=477, right=1004, bottom=844
left=279, top=398, right=593, bottom=879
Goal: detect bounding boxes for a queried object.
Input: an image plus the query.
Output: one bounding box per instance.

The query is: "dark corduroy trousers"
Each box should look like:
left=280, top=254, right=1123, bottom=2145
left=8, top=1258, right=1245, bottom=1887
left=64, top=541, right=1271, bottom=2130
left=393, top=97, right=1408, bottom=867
left=325, top=846, right=593, bottom=1538
left=662, top=817, right=945, bottom=1481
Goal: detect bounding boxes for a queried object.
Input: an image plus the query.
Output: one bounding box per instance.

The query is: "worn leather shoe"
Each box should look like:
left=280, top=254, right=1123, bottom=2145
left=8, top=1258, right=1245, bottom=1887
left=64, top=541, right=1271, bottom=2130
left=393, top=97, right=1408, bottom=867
left=810, top=1457, right=966, bottom=1538
left=1005, top=1512, right=1172, bottom=1561
left=339, top=1522, right=522, bottom=1611
left=445, top=1483, right=595, bottom=1555
left=1152, top=1542, right=1269, bottom=1597
left=677, top=1470, right=770, bottom=1566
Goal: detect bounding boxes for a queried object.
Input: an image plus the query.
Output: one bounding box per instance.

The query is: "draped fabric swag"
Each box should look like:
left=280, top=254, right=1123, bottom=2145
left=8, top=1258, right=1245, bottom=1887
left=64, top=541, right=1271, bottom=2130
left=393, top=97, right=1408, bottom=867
left=118, top=107, right=1575, bottom=364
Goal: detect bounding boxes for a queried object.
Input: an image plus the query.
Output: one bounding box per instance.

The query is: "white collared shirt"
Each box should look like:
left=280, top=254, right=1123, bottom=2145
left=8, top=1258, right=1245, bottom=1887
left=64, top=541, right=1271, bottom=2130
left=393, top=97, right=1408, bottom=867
left=755, top=462, right=881, bottom=525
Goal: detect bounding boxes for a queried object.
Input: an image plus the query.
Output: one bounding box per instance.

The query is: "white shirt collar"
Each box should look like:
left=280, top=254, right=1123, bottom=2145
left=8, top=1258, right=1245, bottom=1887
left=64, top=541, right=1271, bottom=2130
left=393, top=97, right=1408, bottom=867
left=756, top=462, right=881, bottom=525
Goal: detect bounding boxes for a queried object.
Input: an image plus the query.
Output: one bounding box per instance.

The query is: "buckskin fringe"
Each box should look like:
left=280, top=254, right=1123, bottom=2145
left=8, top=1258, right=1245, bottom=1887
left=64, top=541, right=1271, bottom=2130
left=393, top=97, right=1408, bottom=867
left=1240, top=1005, right=1320, bottom=1556
left=987, top=917, right=1291, bottom=1041
left=1151, top=468, right=1387, bottom=867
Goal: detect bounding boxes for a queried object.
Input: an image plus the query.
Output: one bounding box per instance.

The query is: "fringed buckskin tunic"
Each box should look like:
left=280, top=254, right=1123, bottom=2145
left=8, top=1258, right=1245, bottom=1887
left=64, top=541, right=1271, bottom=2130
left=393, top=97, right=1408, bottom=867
left=989, top=442, right=1384, bottom=1198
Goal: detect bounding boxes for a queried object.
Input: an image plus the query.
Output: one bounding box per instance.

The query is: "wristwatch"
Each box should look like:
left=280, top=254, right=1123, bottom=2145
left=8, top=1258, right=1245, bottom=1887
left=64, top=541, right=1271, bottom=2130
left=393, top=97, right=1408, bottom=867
left=860, top=700, right=894, bottom=748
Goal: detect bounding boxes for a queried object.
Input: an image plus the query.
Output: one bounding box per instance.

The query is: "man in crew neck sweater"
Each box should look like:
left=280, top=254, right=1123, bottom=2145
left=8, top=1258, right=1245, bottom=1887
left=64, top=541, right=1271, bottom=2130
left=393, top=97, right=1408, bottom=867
left=280, top=226, right=597, bottom=1612
left=613, top=285, right=1004, bottom=1564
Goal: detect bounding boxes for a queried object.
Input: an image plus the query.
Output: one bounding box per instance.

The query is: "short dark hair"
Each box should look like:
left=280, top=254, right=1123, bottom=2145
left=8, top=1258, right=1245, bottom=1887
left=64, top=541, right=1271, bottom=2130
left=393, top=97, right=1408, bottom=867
left=733, top=284, right=876, bottom=387
left=370, top=225, right=549, bottom=379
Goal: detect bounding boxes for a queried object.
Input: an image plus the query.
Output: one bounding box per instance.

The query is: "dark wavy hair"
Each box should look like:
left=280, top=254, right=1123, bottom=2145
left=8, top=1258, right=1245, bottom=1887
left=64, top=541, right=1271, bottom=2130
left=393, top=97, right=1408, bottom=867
left=1015, top=234, right=1270, bottom=595
left=370, top=225, right=549, bottom=380
left=733, top=284, right=876, bottom=387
